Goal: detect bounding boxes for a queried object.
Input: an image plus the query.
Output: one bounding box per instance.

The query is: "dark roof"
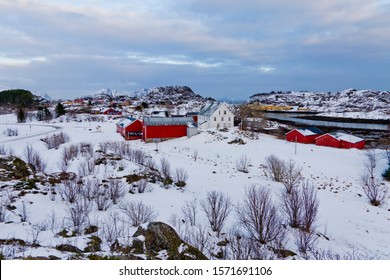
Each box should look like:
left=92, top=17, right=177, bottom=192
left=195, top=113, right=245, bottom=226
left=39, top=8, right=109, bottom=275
left=199, top=102, right=221, bottom=116
left=143, top=117, right=195, bottom=126
left=305, top=126, right=324, bottom=135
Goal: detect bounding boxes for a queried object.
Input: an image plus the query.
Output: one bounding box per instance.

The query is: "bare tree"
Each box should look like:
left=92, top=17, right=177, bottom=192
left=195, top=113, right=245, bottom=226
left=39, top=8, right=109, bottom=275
left=200, top=190, right=232, bottom=236
left=264, top=155, right=286, bottom=182
left=119, top=201, right=158, bottom=227
left=23, top=143, right=35, bottom=165
left=282, top=160, right=303, bottom=194
left=360, top=149, right=387, bottom=206
left=236, top=155, right=251, bottom=173
left=183, top=224, right=209, bottom=255
left=236, top=185, right=285, bottom=245
left=181, top=199, right=198, bottom=226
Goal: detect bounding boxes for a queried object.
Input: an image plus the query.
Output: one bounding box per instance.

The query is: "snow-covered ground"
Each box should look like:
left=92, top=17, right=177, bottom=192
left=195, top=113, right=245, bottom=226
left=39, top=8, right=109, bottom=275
left=0, top=114, right=389, bottom=259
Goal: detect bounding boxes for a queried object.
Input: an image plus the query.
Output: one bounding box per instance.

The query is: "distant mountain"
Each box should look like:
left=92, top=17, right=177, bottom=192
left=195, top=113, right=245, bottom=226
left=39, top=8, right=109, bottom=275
left=249, top=89, right=390, bottom=116
left=135, top=86, right=207, bottom=105
left=32, top=91, right=52, bottom=101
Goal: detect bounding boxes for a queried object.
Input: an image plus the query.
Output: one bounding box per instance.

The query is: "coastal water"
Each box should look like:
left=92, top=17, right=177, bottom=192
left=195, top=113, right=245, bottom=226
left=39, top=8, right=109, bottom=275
left=264, top=112, right=389, bottom=131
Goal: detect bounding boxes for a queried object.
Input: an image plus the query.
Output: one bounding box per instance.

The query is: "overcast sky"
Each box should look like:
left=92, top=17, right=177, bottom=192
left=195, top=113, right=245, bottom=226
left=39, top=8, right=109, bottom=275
left=1, top=0, right=390, bottom=100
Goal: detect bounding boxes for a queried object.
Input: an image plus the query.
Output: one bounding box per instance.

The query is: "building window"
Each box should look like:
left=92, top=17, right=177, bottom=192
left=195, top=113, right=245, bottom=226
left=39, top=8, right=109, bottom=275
left=214, top=117, right=216, bottom=121
left=221, top=117, right=224, bottom=121
left=228, top=117, right=231, bottom=121
left=224, top=110, right=226, bottom=115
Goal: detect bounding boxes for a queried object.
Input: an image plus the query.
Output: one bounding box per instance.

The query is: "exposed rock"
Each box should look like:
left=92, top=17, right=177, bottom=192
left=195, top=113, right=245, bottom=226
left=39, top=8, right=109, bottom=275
left=133, top=222, right=208, bottom=260
left=55, top=244, right=83, bottom=254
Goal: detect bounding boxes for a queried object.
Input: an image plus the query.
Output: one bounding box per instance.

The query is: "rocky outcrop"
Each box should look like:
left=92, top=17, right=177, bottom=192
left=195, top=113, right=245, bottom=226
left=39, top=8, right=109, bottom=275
left=132, top=222, right=208, bottom=260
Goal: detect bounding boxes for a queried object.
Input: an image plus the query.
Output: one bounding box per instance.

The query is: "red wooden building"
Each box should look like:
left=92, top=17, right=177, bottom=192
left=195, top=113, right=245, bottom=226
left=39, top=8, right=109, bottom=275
left=142, top=117, right=197, bottom=142
left=103, top=108, right=122, bottom=115
left=116, top=117, right=143, bottom=140
left=315, top=132, right=365, bottom=149
left=285, top=127, right=323, bottom=144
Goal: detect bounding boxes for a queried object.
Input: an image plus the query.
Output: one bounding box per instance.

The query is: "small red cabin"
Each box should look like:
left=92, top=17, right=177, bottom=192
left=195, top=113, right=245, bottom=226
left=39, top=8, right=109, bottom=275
left=285, top=127, right=323, bottom=144
left=116, top=117, right=143, bottom=140
left=315, top=132, right=365, bottom=149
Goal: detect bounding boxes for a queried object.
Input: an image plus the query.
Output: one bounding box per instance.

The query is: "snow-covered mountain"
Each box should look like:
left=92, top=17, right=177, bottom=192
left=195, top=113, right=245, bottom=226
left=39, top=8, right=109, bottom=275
left=134, top=86, right=208, bottom=105
left=32, top=91, right=52, bottom=101
left=249, top=89, right=390, bottom=116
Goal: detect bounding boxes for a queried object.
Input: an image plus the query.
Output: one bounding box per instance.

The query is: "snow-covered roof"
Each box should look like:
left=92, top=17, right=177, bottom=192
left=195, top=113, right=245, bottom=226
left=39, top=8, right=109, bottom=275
left=144, top=117, right=195, bottom=126
left=116, top=117, right=137, bottom=128
left=331, top=132, right=364, bottom=143
left=199, top=102, right=221, bottom=116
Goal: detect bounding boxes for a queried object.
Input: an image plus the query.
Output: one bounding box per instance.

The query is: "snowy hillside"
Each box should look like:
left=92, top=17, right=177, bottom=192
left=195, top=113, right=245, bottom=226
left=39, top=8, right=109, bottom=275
left=0, top=114, right=389, bottom=260
left=249, top=89, right=390, bottom=119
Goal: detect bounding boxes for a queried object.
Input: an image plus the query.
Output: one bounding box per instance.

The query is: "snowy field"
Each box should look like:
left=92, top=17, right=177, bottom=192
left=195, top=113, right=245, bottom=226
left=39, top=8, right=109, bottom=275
left=0, top=114, right=389, bottom=260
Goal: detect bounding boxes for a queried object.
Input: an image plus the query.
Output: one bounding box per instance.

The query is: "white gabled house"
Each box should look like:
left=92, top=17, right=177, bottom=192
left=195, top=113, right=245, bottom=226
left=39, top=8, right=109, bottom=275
left=198, top=102, right=234, bottom=129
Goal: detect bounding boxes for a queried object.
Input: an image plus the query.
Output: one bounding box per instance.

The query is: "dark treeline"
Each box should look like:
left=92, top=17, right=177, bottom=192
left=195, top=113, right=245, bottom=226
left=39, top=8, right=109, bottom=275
left=0, top=89, right=34, bottom=107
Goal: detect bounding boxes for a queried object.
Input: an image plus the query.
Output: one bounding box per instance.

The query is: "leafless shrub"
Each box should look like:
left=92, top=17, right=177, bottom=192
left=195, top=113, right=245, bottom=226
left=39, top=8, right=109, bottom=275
left=0, top=198, right=9, bottom=223
left=65, top=201, right=90, bottom=234
left=282, top=160, right=303, bottom=194
left=93, top=184, right=111, bottom=211
left=293, top=229, right=318, bottom=259
left=32, top=151, right=47, bottom=174
left=101, top=212, right=124, bottom=245
left=77, top=158, right=95, bottom=177
left=107, top=178, right=125, bottom=204
left=57, top=151, right=70, bottom=173
left=3, top=128, right=18, bottom=137
left=236, top=185, right=285, bottom=245
left=41, top=132, right=70, bottom=149
left=174, top=168, right=188, bottom=188
left=119, top=201, right=158, bottom=227
left=301, top=181, right=319, bottom=233
left=160, top=157, right=172, bottom=179
left=79, top=142, right=94, bottom=158
left=236, top=155, right=251, bottom=173
left=131, top=149, right=147, bottom=165
left=0, top=144, right=7, bottom=155
left=24, top=143, right=46, bottom=173
left=181, top=199, right=198, bottom=226
left=57, top=179, right=81, bottom=204
left=145, top=157, right=158, bottom=170
left=27, top=224, right=44, bottom=245
left=264, top=155, right=286, bottom=182
left=227, top=229, right=254, bottom=260
left=193, top=149, right=198, bottom=161
left=201, top=190, right=232, bottom=236
left=281, top=188, right=303, bottom=229
left=183, top=224, right=209, bottom=254
left=360, top=150, right=387, bottom=206
left=68, top=144, right=79, bottom=159
left=18, top=200, right=29, bottom=223
left=137, top=179, right=151, bottom=193
left=23, top=143, right=35, bottom=165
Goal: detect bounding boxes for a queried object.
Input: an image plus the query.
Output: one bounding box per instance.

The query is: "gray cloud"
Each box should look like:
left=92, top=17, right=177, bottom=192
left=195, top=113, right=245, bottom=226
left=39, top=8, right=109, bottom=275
left=1, top=0, right=389, bottom=99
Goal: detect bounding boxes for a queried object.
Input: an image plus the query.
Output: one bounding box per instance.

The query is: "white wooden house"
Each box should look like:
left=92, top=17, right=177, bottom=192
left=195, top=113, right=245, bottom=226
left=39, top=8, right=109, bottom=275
left=198, top=102, right=234, bottom=129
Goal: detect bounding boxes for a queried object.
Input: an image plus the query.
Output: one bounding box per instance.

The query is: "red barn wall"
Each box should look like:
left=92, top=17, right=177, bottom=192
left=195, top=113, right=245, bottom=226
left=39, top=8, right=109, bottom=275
left=340, top=140, right=365, bottom=149
left=143, top=125, right=188, bottom=141
left=124, top=120, right=143, bottom=140
left=315, top=135, right=340, bottom=148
